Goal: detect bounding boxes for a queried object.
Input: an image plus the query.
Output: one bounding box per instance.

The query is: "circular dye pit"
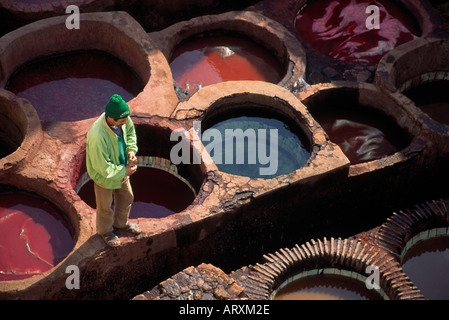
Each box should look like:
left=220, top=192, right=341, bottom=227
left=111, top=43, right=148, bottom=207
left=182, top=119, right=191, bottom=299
left=273, top=272, right=384, bottom=300
left=294, top=0, right=420, bottom=64
left=312, top=103, right=409, bottom=165
left=402, top=235, right=449, bottom=300
left=403, top=79, right=449, bottom=126
left=201, top=108, right=310, bottom=179
left=77, top=162, right=196, bottom=219
left=0, top=192, right=75, bottom=281
left=170, top=35, right=284, bottom=94
left=6, top=50, right=143, bottom=122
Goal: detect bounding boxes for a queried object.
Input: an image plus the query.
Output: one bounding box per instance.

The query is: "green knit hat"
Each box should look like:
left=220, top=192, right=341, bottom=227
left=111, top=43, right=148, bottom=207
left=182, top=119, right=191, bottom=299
left=105, top=94, right=130, bottom=119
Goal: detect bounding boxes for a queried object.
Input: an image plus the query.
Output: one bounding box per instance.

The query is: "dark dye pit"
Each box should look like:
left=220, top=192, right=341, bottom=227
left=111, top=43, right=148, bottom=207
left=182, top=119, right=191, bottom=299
left=313, top=104, right=408, bottom=165
left=6, top=50, right=143, bottom=122
left=0, top=116, right=23, bottom=160
left=12, top=0, right=57, bottom=3
left=294, top=0, right=420, bottom=64
left=0, top=192, right=75, bottom=281
left=201, top=109, right=310, bottom=179
left=170, top=35, right=284, bottom=94
left=77, top=167, right=196, bottom=219
left=401, top=235, right=449, bottom=300
left=273, top=273, right=384, bottom=300
left=403, top=80, right=449, bottom=125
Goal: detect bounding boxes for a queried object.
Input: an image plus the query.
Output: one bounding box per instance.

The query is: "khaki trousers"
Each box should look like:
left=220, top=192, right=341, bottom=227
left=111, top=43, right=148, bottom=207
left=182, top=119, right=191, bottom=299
left=94, top=176, right=134, bottom=235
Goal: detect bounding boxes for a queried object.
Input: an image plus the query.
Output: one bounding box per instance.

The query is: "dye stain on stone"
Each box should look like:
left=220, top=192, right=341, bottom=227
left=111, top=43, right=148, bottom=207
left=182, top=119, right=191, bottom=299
left=403, top=80, right=449, bottom=126
left=0, top=192, right=74, bottom=281
left=170, top=36, right=284, bottom=94
left=313, top=104, right=408, bottom=165
left=402, top=236, right=449, bottom=300
left=202, top=110, right=310, bottom=179
left=78, top=167, right=196, bottom=219
left=6, top=50, right=143, bottom=122
left=274, top=274, right=384, bottom=300
left=295, top=0, right=420, bottom=64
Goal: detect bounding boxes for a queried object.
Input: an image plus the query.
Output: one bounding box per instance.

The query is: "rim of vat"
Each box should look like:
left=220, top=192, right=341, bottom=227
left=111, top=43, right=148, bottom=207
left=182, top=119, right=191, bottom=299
left=170, top=81, right=350, bottom=189
left=297, top=81, right=424, bottom=176
left=0, top=11, right=178, bottom=118
left=375, top=36, right=449, bottom=134
left=150, top=10, right=307, bottom=97
left=374, top=198, right=449, bottom=260
left=0, top=89, right=42, bottom=173
left=292, top=0, right=442, bottom=66
left=376, top=36, right=449, bottom=93
left=244, top=237, right=424, bottom=300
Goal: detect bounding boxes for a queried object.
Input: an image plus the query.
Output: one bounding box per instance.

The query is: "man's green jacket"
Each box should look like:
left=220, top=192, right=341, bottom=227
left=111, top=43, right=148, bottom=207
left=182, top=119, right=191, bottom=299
left=86, top=113, right=138, bottom=189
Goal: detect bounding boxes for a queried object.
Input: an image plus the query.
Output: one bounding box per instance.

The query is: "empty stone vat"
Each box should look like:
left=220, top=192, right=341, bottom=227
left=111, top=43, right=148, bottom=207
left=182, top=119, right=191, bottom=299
left=0, top=89, right=42, bottom=172
left=375, top=36, right=449, bottom=162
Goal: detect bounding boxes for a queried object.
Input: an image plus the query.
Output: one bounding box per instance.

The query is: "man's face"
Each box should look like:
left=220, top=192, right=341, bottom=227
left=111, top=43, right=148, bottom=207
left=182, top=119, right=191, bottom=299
left=108, top=117, right=128, bottom=127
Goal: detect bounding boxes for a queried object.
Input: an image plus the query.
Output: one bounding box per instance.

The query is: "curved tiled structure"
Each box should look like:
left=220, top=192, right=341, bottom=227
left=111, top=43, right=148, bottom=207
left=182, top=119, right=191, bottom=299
left=0, top=0, right=449, bottom=300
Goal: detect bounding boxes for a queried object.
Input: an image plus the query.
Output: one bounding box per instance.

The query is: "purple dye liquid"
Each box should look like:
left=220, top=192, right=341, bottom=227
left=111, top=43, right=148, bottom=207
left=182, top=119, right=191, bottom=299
left=402, top=236, right=449, bottom=300
left=0, top=192, right=75, bottom=281
left=314, top=105, right=408, bottom=165
left=6, top=51, right=143, bottom=122
left=274, top=274, right=383, bottom=300
left=77, top=167, right=196, bottom=219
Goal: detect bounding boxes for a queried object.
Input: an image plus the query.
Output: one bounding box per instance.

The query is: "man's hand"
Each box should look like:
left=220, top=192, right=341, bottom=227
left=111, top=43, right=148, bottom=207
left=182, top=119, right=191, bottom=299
left=126, top=164, right=137, bottom=176
left=128, top=151, right=137, bottom=166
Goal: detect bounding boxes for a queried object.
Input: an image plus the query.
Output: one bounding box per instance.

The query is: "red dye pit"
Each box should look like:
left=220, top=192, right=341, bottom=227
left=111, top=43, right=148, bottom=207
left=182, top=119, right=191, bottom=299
left=0, top=192, right=74, bottom=281
left=170, top=36, right=284, bottom=94
left=6, top=51, right=143, bottom=122
left=314, top=105, right=408, bottom=165
left=78, top=167, right=196, bottom=219
left=295, top=0, right=419, bottom=64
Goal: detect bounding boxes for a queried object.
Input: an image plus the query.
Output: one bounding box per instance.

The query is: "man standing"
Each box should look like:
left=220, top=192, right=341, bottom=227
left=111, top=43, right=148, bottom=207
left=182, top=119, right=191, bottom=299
left=86, top=94, right=141, bottom=247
